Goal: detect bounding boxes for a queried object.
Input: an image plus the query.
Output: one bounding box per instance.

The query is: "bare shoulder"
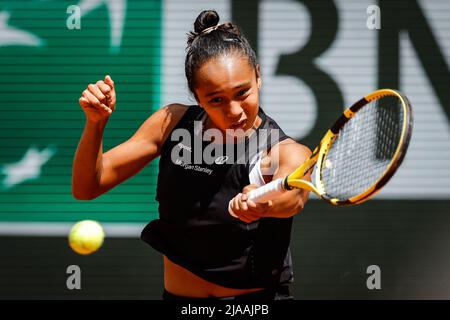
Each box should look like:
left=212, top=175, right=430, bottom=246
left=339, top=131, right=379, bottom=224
left=278, top=138, right=311, bottom=157
left=131, top=103, right=190, bottom=147
left=272, top=138, right=312, bottom=166
left=148, top=103, right=189, bottom=132
left=268, top=138, right=311, bottom=174
left=260, top=138, right=311, bottom=181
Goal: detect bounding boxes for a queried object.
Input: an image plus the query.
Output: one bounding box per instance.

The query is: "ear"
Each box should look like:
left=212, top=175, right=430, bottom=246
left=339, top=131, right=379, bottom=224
left=256, top=64, right=262, bottom=89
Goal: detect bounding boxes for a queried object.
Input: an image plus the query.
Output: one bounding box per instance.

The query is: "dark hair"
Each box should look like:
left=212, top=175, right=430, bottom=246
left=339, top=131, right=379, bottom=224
left=185, top=10, right=258, bottom=98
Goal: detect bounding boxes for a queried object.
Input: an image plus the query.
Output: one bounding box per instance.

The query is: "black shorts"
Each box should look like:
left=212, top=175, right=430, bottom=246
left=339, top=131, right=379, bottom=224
left=162, top=285, right=293, bottom=301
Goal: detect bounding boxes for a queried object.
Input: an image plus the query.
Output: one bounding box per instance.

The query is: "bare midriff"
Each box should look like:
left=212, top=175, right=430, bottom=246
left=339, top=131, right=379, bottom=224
left=163, top=256, right=265, bottom=298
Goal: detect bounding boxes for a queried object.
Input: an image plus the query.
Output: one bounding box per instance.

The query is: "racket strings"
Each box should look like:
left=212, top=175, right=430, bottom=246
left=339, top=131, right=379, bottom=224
left=321, top=96, right=403, bottom=201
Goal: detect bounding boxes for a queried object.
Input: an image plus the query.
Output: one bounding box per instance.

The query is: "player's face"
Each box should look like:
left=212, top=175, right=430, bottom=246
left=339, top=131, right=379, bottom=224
left=194, top=54, right=262, bottom=137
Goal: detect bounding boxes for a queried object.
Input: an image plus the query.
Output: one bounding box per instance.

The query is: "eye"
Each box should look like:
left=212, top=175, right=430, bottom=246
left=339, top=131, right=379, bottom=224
left=237, top=88, right=250, bottom=97
left=209, top=97, right=223, bottom=104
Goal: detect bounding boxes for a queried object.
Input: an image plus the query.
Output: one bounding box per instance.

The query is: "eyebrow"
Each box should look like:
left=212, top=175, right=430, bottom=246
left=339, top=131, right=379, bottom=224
left=205, top=82, right=251, bottom=97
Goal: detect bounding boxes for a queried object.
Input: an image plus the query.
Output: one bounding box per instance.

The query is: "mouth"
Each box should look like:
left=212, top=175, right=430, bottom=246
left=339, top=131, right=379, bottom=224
left=230, top=119, right=247, bottom=130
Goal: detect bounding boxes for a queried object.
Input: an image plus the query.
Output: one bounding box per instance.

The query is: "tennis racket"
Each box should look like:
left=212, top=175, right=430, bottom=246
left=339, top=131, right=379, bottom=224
left=244, top=88, right=413, bottom=206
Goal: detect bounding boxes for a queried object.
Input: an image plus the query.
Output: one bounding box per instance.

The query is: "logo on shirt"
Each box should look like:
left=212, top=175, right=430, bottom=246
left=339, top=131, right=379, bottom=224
left=170, top=122, right=282, bottom=176
left=178, top=143, right=192, bottom=152
left=214, top=156, right=229, bottom=165
left=174, top=159, right=213, bottom=175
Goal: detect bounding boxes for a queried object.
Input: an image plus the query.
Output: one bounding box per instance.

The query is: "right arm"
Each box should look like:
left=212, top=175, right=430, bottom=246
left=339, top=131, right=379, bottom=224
left=72, top=75, right=188, bottom=200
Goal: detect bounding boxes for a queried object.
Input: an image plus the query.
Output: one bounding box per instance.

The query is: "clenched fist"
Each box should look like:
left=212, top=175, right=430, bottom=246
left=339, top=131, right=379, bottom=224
left=79, top=75, right=116, bottom=123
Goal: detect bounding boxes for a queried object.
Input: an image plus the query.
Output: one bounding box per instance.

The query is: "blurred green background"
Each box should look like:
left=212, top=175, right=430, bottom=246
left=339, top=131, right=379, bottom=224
left=1, top=0, right=449, bottom=299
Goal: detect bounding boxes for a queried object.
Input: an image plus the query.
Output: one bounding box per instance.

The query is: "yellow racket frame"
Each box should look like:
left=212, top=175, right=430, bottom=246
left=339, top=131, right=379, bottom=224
left=282, top=89, right=413, bottom=206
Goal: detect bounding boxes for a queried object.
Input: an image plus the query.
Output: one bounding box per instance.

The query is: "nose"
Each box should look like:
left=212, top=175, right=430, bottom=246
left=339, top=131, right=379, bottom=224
left=227, top=101, right=243, bottom=120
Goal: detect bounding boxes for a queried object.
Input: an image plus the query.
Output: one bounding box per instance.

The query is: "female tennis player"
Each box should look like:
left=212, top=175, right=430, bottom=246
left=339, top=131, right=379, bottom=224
left=73, top=10, right=311, bottom=300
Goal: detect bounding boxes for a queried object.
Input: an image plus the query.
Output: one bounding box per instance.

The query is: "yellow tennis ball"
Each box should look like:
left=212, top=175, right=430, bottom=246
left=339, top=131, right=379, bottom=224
left=69, top=220, right=105, bottom=255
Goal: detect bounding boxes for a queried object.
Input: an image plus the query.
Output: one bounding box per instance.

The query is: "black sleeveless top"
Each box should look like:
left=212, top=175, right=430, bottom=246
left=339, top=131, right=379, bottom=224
left=141, top=105, right=294, bottom=289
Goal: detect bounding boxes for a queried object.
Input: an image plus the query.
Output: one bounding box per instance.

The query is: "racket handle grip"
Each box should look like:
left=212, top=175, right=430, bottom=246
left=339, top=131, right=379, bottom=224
left=247, top=178, right=285, bottom=203
left=228, top=178, right=285, bottom=218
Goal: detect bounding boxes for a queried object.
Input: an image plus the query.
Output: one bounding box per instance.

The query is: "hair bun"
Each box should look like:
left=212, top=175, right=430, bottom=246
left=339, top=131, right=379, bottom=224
left=194, top=10, right=220, bottom=34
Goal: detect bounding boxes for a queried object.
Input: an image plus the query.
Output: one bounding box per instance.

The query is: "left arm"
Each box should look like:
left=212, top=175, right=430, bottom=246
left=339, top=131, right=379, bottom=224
left=230, top=139, right=312, bottom=223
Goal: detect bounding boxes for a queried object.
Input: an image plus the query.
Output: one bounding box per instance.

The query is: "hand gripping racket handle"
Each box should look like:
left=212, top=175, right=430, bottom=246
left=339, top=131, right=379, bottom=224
left=247, top=178, right=285, bottom=203
left=228, top=178, right=285, bottom=218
